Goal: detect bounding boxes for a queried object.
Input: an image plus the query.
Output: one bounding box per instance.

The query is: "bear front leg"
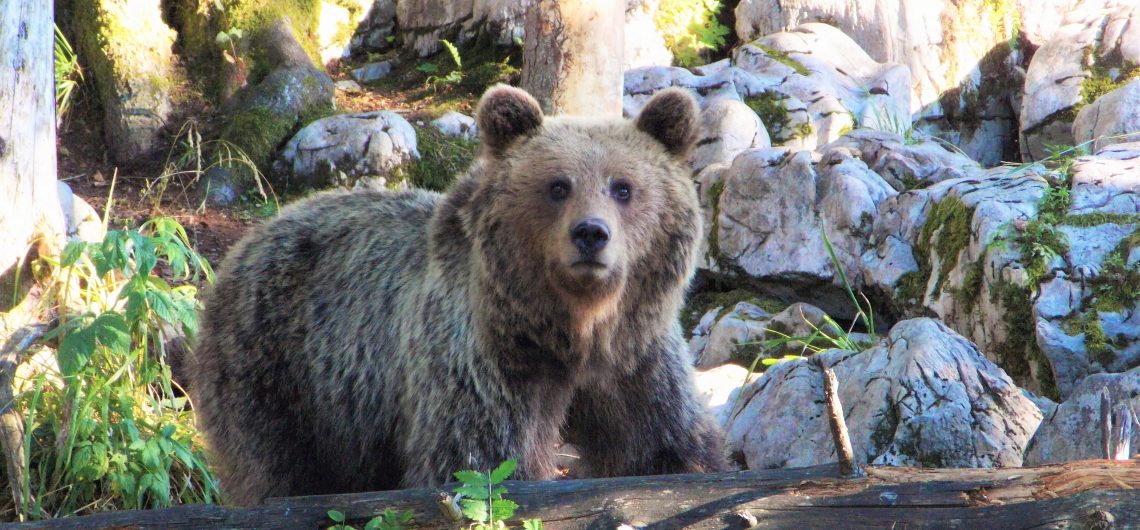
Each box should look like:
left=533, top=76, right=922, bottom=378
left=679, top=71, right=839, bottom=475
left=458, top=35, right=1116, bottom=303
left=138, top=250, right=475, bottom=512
left=565, top=336, right=728, bottom=477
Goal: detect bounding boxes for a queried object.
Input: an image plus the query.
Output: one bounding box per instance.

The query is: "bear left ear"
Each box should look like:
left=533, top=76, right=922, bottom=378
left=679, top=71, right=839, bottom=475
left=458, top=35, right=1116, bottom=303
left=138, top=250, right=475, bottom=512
left=635, top=88, right=699, bottom=159
left=476, top=84, right=544, bottom=156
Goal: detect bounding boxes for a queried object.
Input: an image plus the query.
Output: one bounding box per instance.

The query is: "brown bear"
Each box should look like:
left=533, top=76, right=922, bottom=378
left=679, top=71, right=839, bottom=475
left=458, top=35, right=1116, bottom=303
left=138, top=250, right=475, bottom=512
left=190, top=85, right=727, bottom=505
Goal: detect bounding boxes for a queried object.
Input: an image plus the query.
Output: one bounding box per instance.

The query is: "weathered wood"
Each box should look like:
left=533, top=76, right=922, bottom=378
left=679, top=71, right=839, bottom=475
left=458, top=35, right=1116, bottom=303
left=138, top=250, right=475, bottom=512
left=520, top=0, right=623, bottom=117
left=815, top=359, right=860, bottom=479
left=6, top=461, right=1140, bottom=529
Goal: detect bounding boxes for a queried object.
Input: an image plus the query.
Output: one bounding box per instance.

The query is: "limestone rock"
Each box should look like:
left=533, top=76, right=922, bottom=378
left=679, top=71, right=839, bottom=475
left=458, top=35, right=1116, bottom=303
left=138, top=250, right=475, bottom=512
left=726, top=319, right=1042, bottom=469
left=430, top=111, right=477, bottom=141
left=695, top=302, right=771, bottom=369
left=1073, top=79, right=1140, bottom=153
left=276, top=111, right=419, bottom=189
left=694, top=364, right=756, bottom=429
left=1024, top=367, right=1140, bottom=465
left=351, top=61, right=395, bottom=83
left=690, top=99, right=770, bottom=173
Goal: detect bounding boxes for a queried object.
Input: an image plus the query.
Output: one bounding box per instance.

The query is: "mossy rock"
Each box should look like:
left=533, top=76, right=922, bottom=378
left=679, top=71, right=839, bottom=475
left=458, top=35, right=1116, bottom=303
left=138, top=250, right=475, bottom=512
left=389, top=125, right=479, bottom=192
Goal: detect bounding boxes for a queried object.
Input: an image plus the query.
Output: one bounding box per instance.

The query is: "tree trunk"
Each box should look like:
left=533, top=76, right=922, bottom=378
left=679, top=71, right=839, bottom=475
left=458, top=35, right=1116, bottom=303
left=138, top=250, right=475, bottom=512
left=521, top=0, right=624, bottom=117
left=9, top=461, right=1140, bottom=529
left=0, top=0, right=64, bottom=277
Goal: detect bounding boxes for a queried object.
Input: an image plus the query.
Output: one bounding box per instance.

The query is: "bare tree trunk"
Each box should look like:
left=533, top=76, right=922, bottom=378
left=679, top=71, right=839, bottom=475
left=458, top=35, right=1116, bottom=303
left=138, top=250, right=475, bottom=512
left=1, top=0, right=64, bottom=516
left=0, top=0, right=64, bottom=276
left=520, top=0, right=624, bottom=117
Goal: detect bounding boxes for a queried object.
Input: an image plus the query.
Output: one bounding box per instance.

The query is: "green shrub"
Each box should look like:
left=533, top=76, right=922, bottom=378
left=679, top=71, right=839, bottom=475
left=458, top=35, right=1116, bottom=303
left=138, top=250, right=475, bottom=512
left=655, top=0, right=731, bottom=66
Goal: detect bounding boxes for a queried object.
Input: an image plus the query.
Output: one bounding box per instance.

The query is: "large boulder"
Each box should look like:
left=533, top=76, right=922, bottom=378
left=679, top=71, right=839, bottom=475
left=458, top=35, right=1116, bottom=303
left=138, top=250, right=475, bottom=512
left=275, top=111, right=419, bottom=189
left=1072, top=79, right=1140, bottom=153
left=1020, top=0, right=1140, bottom=161
left=1024, top=367, right=1140, bottom=465
left=73, top=0, right=176, bottom=163
left=733, top=0, right=1024, bottom=166
left=725, top=319, right=1043, bottom=469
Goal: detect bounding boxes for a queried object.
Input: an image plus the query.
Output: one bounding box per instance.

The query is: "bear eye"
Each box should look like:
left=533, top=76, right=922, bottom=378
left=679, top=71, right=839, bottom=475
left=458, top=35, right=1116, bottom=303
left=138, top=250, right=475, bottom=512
left=611, top=181, right=632, bottom=203
left=549, top=180, right=571, bottom=201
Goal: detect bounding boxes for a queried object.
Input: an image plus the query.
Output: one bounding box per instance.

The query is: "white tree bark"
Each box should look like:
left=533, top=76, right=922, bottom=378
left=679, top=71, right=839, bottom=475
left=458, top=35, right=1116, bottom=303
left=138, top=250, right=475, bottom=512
left=1, top=0, right=65, bottom=276
left=521, top=0, right=624, bottom=117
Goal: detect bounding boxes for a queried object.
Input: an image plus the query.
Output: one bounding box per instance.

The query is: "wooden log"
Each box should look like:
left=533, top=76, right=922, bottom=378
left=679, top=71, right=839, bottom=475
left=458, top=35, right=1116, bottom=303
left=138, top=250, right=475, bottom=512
left=1111, top=405, right=1133, bottom=461
left=1101, top=388, right=1113, bottom=459
left=814, top=358, right=860, bottom=478
left=5, top=461, right=1140, bottom=529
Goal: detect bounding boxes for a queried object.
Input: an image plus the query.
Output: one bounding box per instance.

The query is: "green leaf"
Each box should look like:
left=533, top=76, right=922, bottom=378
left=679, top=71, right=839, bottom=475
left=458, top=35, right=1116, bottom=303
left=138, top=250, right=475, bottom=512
left=454, top=482, right=490, bottom=500
left=522, top=519, right=543, bottom=530
left=460, top=498, right=488, bottom=522
left=92, top=312, right=131, bottom=354
left=328, top=510, right=346, bottom=523
left=416, top=62, right=438, bottom=74
left=215, top=31, right=230, bottom=47
left=57, top=326, right=96, bottom=376
left=490, top=498, right=518, bottom=520
left=61, top=240, right=86, bottom=267
left=489, top=459, right=517, bottom=483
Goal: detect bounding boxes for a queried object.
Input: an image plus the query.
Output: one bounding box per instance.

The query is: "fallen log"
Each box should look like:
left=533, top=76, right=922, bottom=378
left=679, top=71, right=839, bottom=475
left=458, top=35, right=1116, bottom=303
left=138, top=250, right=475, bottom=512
left=5, top=460, right=1140, bottom=529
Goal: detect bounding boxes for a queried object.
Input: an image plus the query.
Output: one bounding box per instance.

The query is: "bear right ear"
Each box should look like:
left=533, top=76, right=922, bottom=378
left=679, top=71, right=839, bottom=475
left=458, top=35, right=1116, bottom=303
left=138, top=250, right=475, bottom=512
left=476, top=85, right=544, bottom=156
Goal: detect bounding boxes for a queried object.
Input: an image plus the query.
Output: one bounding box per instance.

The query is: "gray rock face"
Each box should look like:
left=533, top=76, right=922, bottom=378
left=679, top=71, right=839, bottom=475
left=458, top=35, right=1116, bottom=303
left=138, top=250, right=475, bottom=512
left=694, top=364, right=756, bottom=428
left=1073, top=79, right=1140, bottom=153
left=624, top=23, right=911, bottom=150
left=690, top=99, right=770, bottom=173
left=725, top=319, right=1042, bottom=469
left=276, top=111, right=419, bottom=189
left=1021, top=0, right=1140, bottom=161
left=351, top=61, right=395, bottom=83
left=733, top=0, right=1023, bottom=166
left=1024, top=367, right=1140, bottom=465
left=688, top=301, right=838, bottom=370
left=694, top=302, right=771, bottom=369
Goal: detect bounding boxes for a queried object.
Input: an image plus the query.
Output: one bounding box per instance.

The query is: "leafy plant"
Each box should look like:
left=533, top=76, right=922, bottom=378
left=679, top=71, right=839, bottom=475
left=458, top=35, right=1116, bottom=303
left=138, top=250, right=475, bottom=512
left=419, top=39, right=464, bottom=87
left=54, top=24, right=83, bottom=124
left=655, top=0, right=731, bottom=66
left=210, top=0, right=248, bottom=89
left=11, top=216, right=218, bottom=519
left=452, top=459, right=541, bottom=530
left=327, top=508, right=416, bottom=530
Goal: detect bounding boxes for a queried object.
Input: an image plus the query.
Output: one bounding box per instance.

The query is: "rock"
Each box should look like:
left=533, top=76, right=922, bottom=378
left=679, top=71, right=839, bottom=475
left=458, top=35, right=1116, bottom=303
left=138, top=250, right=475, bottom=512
left=694, top=364, right=756, bottom=429
left=222, top=18, right=337, bottom=182
left=1073, top=79, right=1140, bottom=153
left=825, top=129, right=982, bottom=190
left=394, top=0, right=531, bottom=57
left=690, top=99, right=770, bottom=173
left=335, top=80, right=363, bottom=93
left=199, top=167, right=242, bottom=208
left=1023, top=367, right=1140, bottom=465
left=56, top=182, right=103, bottom=243
left=430, top=111, right=477, bottom=142
left=733, top=0, right=1023, bottom=166
left=351, top=60, right=394, bottom=83
left=276, top=111, right=419, bottom=189
left=766, top=302, right=835, bottom=340
left=1021, top=0, right=1140, bottom=161
left=726, top=319, right=1042, bottom=469
left=697, top=302, right=771, bottom=369
left=351, top=0, right=397, bottom=52
left=624, top=23, right=911, bottom=150
left=73, top=0, right=175, bottom=163
left=686, top=306, right=722, bottom=361
left=709, top=143, right=895, bottom=318
left=318, top=0, right=370, bottom=65
left=1035, top=319, right=1093, bottom=398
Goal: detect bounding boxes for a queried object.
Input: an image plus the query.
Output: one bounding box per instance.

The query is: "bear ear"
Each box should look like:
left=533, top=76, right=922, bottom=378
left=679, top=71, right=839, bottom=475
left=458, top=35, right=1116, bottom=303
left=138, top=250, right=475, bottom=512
left=635, top=88, right=700, bottom=159
left=476, top=84, right=544, bottom=155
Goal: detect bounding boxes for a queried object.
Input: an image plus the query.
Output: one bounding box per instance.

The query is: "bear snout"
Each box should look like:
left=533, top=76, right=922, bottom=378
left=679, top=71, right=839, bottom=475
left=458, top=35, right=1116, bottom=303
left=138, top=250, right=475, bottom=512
left=571, top=218, right=611, bottom=259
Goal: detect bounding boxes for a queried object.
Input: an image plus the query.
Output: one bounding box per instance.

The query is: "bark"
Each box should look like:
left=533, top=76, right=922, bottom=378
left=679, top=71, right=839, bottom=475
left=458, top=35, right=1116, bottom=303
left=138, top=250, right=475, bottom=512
left=521, top=0, right=624, bottom=117
left=9, top=461, right=1140, bottom=529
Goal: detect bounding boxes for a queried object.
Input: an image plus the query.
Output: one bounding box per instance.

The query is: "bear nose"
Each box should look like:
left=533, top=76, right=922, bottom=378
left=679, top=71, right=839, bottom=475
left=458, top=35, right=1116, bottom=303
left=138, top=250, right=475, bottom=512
left=571, top=218, right=610, bottom=255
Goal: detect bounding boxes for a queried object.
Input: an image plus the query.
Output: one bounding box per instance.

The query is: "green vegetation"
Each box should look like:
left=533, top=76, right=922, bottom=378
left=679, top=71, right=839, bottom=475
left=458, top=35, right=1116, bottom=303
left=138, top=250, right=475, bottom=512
left=391, top=125, right=478, bottom=192
left=451, top=459, right=541, bottom=530
left=745, top=92, right=793, bottom=143
left=1089, top=228, right=1140, bottom=313
left=655, top=0, right=731, bottom=67
left=704, top=179, right=726, bottom=265
left=680, top=287, right=784, bottom=337
left=327, top=508, right=414, bottom=530
left=1077, top=311, right=1114, bottom=366
left=11, top=218, right=218, bottom=519
left=220, top=106, right=298, bottom=177
left=898, top=196, right=975, bottom=302
left=145, top=121, right=274, bottom=212
left=1013, top=220, right=1068, bottom=284
left=990, top=280, right=1060, bottom=400
left=1079, top=46, right=1140, bottom=108
left=54, top=24, right=84, bottom=123
left=756, top=44, right=809, bottom=76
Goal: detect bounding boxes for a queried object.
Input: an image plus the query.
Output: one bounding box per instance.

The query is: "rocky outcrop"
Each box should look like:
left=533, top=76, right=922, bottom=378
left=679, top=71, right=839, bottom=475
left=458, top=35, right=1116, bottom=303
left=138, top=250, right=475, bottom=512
left=725, top=319, right=1043, bottom=469
left=732, top=0, right=1023, bottom=166
left=1024, top=367, right=1140, bottom=465
left=275, top=111, right=419, bottom=189
left=73, top=0, right=176, bottom=163
left=1020, top=0, right=1140, bottom=161
left=627, top=24, right=911, bottom=151
left=1073, top=79, right=1140, bottom=153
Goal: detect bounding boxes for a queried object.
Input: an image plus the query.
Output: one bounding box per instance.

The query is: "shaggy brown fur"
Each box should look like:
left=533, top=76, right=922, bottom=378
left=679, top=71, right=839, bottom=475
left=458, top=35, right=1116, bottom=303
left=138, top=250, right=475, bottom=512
left=190, top=85, right=726, bottom=505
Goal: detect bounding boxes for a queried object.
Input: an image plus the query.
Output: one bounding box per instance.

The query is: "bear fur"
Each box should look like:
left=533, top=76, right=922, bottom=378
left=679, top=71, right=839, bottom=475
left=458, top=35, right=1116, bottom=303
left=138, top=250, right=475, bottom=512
left=190, top=85, right=727, bottom=505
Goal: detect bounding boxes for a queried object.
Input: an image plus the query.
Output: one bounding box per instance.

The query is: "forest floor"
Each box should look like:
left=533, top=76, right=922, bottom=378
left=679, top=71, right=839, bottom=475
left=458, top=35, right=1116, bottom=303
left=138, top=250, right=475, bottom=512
left=59, top=60, right=483, bottom=271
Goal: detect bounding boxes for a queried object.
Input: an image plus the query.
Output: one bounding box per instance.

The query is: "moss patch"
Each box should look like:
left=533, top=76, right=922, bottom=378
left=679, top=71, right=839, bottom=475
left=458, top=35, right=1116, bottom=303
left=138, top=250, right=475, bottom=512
left=950, top=254, right=986, bottom=314
left=901, top=196, right=975, bottom=303
left=1077, top=45, right=1140, bottom=112
left=1013, top=220, right=1068, bottom=284
left=745, top=91, right=793, bottom=144
left=390, top=126, right=478, bottom=192
left=1062, top=212, right=1140, bottom=227
left=757, top=44, right=810, bottom=76
left=991, top=280, right=1060, bottom=400
left=1088, top=228, right=1140, bottom=313
left=705, top=179, right=726, bottom=265
left=220, top=107, right=296, bottom=175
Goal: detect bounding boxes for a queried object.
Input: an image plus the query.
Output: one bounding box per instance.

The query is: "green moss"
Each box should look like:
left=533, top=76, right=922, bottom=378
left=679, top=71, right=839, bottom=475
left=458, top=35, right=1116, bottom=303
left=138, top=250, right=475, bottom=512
left=221, top=107, right=296, bottom=173
left=1089, top=228, right=1140, bottom=313
left=1080, top=311, right=1115, bottom=366
left=73, top=0, right=175, bottom=109
left=1038, top=185, right=1071, bottom=224
left=390, top=126, right=478, bottom=192
left=680, top=288, right=785, bottom=337
left=990, top=281, right=1060, bottom=401
left=706, top=179, right=726, bottom=264
left=1061, top=213, right=1140, bottom=227
left=1075, top=45, right=1140, bottom=113
left=757, top=44, right=810, bottom=76
left=1013, top=220, right=1068, bottom=284
left=950, top=255, right=986, bottom=314
left=745, top=91, right=792, bottom=144
left=296, top=100, right=336, bottom=129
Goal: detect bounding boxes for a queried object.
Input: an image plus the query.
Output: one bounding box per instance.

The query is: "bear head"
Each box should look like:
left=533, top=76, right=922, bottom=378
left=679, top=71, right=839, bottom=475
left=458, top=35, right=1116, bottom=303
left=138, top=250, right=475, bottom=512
left=462, top=85, right=703, bottom=335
